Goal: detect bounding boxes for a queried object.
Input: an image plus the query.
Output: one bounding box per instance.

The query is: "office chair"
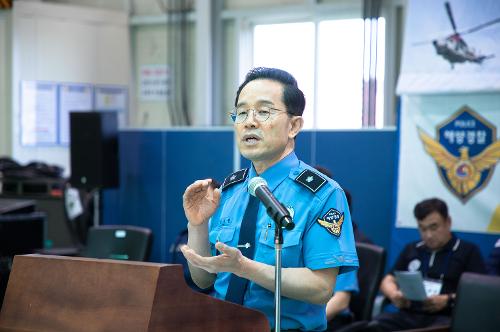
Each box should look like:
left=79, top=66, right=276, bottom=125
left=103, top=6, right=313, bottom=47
left=449, top=272, right=500, bottom=332
left=350, top=242, right=387, bottom=320
left=335, top=243, right=386, bottom=332
left=80, top=225, right=153, bottom=261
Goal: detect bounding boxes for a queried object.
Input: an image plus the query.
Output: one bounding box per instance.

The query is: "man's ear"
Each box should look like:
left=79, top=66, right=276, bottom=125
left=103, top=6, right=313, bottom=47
left=289, top=116, right=304, bottom=139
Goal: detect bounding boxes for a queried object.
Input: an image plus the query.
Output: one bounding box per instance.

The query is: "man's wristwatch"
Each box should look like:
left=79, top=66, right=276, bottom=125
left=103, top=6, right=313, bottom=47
left=447, top=293, right=455, bottom=308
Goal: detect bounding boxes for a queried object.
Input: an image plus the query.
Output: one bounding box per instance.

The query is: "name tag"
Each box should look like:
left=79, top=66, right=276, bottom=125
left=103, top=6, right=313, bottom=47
left=423, top=278, right=443, bottom=297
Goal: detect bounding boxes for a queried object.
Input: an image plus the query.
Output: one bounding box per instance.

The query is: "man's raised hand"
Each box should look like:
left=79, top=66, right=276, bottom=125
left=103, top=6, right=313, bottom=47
left=183, top=179, right=221, bottom=226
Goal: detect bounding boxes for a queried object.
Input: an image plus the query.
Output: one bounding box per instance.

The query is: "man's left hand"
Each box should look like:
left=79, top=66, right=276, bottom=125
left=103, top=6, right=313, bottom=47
left=422, top=294, right=448, bottom=313
left=181, top=242, right=247, bottom=276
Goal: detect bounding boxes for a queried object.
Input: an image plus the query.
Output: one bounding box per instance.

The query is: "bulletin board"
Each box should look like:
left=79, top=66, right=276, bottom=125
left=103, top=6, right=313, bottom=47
left=12, top=1, right=130, bottom=175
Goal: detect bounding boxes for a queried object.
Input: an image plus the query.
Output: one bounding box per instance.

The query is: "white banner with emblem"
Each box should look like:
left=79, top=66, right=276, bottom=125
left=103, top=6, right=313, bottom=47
left=396, top=94, right=500, bottom=233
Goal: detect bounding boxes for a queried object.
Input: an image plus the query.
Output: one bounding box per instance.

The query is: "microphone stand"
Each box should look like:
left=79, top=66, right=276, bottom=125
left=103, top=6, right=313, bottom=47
left=272, top=212, right=293, bottom=332
left=250, top=179, right=294, bottom=332
left=274, top=224, right=283, bottom=332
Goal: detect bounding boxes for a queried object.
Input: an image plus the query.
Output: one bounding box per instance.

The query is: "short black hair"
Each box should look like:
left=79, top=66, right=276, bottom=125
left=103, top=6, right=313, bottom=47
left=413, top=198, right=449, bottom=221
left=234, top=67, right=306, bottom=116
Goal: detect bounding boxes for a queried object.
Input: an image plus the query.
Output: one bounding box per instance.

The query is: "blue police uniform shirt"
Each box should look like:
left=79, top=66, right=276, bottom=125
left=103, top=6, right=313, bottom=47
left=335, top=270, right=359, bottom=293
left=208, top=152, right=359, bottom=331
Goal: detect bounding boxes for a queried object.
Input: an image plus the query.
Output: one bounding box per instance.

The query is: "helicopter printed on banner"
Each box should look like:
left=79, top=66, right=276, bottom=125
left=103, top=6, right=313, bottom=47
left=418, top=106, right=500, bottom=203
left=397, top=0, right=500, bottom=94
left=413, top=2, right=500, bottom=68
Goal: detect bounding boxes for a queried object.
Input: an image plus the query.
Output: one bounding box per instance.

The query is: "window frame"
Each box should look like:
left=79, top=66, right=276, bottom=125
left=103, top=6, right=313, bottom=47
left=222, top=1, right=399, bottom=129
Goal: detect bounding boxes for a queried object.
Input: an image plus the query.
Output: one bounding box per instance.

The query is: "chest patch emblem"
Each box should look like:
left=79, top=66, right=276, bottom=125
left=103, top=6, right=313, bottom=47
left=317, top=208, right=344, bottom=237
left=408, top=259, right=421, bottom=272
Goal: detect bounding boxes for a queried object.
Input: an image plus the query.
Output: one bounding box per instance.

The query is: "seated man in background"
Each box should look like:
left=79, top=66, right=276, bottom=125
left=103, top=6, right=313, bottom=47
left=326, top=269, right=359, bottom=331
left=368, top=198, right=486, bottom=331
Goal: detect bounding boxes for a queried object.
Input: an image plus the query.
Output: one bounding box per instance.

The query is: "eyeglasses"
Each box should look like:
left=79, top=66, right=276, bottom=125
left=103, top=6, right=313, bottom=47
left=229, top=106, right=288, bottom=124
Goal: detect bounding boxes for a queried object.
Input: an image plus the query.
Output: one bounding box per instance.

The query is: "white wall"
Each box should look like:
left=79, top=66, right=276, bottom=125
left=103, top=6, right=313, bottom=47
left=6, top=0, right=406, bottom=147
left=12, top=1, right=130, bottom=174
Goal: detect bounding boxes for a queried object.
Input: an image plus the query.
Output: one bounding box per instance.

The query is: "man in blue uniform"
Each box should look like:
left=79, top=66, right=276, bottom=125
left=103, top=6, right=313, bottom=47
left=181, top=67, right=358, bottom=331
left=326, top=270, right=359, bottom=331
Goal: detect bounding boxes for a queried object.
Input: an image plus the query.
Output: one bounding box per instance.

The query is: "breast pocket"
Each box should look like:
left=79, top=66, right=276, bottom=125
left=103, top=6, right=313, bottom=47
left=208, top=226, right=237, bottom=255
left=256, top=228, right=303, bottom=267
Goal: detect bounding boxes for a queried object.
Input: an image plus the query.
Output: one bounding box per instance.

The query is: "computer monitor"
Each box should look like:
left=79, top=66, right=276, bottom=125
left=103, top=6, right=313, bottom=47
left=0, top=212, right=46, bottom=256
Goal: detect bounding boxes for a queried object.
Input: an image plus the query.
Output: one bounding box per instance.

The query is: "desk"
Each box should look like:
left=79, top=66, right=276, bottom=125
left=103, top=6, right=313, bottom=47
left=0, top=199, right=35, bottom=215
left=0, top=177, right=74, bottom=247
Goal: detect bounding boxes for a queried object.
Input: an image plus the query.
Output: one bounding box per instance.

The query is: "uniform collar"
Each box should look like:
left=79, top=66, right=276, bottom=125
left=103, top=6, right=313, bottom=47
left=442, top=234, right=459, bottom=252
left=419, top=234, right=459, bottom=253
left=248, top=151, right=299, bottom=192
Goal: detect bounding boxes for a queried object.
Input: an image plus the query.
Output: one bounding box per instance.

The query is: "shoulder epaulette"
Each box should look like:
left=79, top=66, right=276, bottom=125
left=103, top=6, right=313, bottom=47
left=294, top=169, right=327, bottom=193
left=221, top=168, right=249, bottom=191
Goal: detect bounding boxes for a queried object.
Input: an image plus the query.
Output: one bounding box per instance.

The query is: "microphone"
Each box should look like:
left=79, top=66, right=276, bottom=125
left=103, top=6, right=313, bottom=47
left=248, top=177, right=295, bottom=230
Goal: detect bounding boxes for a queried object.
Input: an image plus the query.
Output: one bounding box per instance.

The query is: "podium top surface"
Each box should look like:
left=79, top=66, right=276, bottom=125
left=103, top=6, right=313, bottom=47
left=20, top=254, right=171, bottom=267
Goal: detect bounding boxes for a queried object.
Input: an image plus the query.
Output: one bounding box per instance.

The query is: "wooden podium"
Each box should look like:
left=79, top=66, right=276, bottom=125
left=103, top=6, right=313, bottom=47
left=0, top=255, right=269, bottom=332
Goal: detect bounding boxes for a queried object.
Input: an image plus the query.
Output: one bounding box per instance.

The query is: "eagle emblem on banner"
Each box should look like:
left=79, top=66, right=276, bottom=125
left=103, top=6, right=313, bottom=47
left=418, top=106, right=500, bottom=202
